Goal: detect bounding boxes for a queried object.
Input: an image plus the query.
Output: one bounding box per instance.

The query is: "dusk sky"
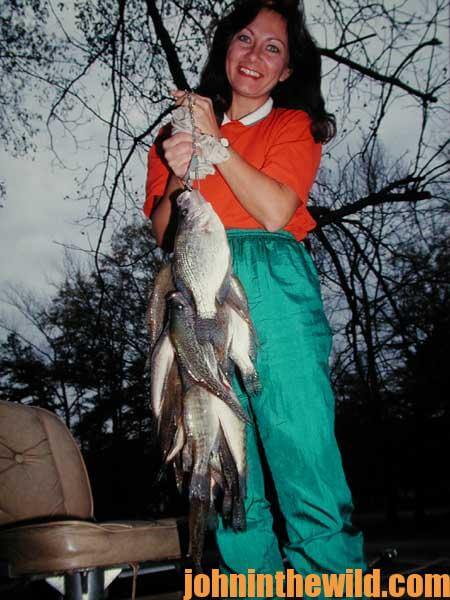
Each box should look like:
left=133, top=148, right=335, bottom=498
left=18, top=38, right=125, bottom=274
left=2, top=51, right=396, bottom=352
left=0, top=0, right=446, bottom=335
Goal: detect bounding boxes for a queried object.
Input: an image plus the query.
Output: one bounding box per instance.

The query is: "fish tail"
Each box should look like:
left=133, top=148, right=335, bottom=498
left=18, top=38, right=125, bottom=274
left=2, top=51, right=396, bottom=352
left=221, top=487, right=233, bottom=523
left=242, top=371, right=262, bottom=397
left=189, top=497, right=209, bottom=573
left=232, top=495, right=246, bottom=531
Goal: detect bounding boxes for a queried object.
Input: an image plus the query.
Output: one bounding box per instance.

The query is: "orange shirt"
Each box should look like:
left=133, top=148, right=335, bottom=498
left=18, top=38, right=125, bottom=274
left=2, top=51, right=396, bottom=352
left=144, top=107, right=321, bottom=241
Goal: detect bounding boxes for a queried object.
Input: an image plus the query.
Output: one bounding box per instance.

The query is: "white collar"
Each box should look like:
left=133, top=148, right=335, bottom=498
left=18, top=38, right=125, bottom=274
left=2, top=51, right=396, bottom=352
left=222, top=97, right=273, bottom=126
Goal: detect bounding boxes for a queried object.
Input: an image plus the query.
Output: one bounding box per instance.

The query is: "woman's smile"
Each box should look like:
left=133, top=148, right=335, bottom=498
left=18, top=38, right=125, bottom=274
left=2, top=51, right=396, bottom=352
left=225, top=9, right=292, bottom=117
left=238, top=66, right=263, bottom=79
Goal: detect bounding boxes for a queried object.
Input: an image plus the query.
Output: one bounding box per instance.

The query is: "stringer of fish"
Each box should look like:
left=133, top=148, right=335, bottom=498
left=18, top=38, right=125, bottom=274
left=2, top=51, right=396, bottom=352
left=147, top=188, right=262, bottom=571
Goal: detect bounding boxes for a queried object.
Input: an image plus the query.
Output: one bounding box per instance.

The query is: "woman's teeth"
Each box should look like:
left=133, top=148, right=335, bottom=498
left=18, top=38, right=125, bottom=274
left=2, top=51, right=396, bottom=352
left=239, top=67, right=261, bottom=78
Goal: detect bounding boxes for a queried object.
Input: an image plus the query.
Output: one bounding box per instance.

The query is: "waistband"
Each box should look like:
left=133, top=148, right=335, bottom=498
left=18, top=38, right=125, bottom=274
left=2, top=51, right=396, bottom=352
left=226, top=228, right=298, bottom=242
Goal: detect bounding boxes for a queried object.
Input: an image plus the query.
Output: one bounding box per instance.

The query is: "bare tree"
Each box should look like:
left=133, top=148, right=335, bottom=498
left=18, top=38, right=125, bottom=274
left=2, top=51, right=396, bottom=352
left=1, top=0, right=448, bottom=517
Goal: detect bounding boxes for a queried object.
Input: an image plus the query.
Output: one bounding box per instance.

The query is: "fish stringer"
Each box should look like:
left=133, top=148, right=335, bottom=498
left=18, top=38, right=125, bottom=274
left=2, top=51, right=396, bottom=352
left=182, top=91, right=201, bottom=192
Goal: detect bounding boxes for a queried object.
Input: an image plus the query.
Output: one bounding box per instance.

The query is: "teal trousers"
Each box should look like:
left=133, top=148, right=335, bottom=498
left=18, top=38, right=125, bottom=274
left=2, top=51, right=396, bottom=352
left=216, top=230, right=367, bottom=599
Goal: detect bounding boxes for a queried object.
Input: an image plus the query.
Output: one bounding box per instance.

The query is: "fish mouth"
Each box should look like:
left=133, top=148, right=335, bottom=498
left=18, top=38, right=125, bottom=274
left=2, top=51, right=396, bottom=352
left=176, top=190, right=191, bottom=217
left=176, top=189, right=205, bottom=220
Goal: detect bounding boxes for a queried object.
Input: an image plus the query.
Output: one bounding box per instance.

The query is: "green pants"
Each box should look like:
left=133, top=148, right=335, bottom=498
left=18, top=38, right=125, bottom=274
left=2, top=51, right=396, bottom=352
left=216, top=229, right=367, bottom=599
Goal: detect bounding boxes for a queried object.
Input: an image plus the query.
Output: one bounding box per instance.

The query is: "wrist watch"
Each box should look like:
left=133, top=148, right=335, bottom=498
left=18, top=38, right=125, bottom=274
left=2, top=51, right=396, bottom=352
left=219, top=137, right=230, bottom=148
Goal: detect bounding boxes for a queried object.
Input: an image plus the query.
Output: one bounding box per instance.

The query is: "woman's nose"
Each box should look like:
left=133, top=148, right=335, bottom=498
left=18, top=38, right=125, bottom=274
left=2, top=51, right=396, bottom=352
left=244, top=44, right=262, bottom=62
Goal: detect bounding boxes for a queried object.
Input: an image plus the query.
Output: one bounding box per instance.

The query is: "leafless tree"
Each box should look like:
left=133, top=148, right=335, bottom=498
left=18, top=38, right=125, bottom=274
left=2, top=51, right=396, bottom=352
left=1, top=0, right=448, bottom=517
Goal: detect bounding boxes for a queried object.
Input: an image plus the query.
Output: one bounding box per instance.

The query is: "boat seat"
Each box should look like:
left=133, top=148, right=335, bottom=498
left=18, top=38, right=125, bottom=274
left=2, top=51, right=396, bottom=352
left=0, top=400, right=181, bottom=599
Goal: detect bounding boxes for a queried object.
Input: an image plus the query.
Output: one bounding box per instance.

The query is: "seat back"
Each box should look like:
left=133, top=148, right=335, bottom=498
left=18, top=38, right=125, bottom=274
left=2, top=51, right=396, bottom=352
left=0, top=401, right=93, bottom=526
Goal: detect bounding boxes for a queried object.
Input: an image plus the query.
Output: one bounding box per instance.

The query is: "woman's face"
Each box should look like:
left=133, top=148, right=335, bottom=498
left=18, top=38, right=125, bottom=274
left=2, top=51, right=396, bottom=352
left=225, top=9, right=292, bottom=107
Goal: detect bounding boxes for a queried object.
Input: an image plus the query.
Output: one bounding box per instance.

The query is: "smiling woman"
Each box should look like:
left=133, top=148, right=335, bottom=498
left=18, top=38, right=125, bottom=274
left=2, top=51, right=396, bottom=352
left=144, top=0, right=367, bottom=596
left=224, top=10, right=293, bottom=118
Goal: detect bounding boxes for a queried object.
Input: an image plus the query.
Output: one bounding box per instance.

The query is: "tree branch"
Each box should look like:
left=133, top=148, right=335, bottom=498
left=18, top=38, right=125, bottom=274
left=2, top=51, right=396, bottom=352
left=320, top=38, right=441, bottom=104
left=145, top=0, right=189, bottom=90
left=312, top=180, right=431, bottom=227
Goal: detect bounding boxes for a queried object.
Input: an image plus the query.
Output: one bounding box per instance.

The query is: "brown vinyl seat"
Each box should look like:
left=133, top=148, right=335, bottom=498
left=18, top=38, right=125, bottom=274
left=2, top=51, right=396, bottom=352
left=0, top=400, right=182, bottom=598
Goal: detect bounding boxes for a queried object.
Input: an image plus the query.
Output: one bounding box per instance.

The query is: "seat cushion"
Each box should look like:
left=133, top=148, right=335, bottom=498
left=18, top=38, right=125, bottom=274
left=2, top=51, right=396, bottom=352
left=0, top=519, right=181, bottom=576
left=0, top=401, right=93, bottom=525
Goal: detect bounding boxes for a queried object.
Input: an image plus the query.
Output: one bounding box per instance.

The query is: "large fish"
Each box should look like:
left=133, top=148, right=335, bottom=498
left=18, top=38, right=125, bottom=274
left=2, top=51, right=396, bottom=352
left=167, top=291, right=250, bottom=424
left=172, top=189, right=232, bottom=341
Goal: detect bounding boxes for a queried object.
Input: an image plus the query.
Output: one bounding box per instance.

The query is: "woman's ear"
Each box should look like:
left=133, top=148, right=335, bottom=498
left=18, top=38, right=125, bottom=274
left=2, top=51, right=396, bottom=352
left=279, top=67, right=293, bottom=82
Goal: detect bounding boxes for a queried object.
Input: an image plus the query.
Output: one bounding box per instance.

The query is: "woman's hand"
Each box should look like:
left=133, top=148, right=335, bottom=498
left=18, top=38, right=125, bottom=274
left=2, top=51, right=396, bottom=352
left=162, top=131, right=193, bottom=179
left=172, top=90, right=221, bottom=139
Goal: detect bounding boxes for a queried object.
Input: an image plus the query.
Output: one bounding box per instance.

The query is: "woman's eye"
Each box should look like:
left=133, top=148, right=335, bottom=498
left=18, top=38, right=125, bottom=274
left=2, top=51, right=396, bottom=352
left=237, top=33, right=251, bottom=43
left=267, top=44, right=280, bottom=53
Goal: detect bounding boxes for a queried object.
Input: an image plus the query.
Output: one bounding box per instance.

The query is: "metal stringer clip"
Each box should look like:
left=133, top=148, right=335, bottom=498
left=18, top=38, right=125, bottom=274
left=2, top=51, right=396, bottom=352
left=182, top=91, right=200, bottom=191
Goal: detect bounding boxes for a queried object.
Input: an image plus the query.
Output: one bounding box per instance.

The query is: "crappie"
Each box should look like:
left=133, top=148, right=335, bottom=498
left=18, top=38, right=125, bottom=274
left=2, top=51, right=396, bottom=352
left=183, top=384, right=247, bottom=569
left=172, top=189, right=232, bottom=335
left=167, top=291, right=250, bottom=424
left=146, top=263, right=174, bottom=351
left=150, top=329, right=175, bottom=420
left=183, top=384, right=219, bottom=572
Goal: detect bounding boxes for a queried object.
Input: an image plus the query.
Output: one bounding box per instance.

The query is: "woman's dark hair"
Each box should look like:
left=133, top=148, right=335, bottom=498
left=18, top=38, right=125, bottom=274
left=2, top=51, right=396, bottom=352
left=196, top=0, right=336, bottom=143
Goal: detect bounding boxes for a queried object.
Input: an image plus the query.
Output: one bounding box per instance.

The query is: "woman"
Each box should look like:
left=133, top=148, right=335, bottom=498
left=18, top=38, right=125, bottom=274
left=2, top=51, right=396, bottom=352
left=144, top=0, right=367, bottom=593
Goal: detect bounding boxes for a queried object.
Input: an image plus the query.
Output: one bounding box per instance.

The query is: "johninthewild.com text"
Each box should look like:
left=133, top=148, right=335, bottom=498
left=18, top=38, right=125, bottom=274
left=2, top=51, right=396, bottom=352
left=183, top=568, right=450, bottom=599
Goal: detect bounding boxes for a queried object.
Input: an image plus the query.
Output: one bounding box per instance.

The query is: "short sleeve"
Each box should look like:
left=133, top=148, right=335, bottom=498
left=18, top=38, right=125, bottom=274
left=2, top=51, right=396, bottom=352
left=260, top=111, right=322, bottom=204
left=143, top=127, right=171, bottom=219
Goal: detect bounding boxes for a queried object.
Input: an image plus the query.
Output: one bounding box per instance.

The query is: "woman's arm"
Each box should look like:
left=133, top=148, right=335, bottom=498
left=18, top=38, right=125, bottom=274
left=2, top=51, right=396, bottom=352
left=150, top=130, right=193, bottom=246
left=151, top=174, right=182, bottom=247
left=164, top=91, right=300, bottom=232
left=216, top=149, right=299, bottom=232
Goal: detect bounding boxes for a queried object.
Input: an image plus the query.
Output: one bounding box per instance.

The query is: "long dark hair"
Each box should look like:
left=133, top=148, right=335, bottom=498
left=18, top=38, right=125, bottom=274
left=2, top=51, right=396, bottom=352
left=196, top=0, right=335, bottom=143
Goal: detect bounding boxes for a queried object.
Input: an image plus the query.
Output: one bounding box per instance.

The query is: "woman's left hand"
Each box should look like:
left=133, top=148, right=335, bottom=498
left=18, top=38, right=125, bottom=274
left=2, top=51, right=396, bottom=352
left=172, top=90, right=221, bottom=139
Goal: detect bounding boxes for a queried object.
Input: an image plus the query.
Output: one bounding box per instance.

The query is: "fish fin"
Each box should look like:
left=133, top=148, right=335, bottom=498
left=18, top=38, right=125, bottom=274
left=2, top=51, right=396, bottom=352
left=224, top=358, right=236, bottom=383
left=172, top=270, right=195, bottom=307
left=217, top=424, right=246, bottom=529
left=232, top=494, right=247, bottom=531
left=150, top=328, right=175, bottom=419
left=216, top=370, right=252, bottom=424
left=164, top=422, right=185, bottom=463
left=240, top=370, right=262, bottom=397
left=216, top=260, right=232, bottom=305
left=195, top=316, right=224, bottom=347
left=226, top=274, right=252, bottom=323
left=207, top=504, right=219, bottom=530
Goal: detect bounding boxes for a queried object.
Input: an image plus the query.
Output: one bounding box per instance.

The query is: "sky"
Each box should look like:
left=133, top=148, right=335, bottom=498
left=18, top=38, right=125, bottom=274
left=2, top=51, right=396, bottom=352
left=0, top=0, right=447, bottom=338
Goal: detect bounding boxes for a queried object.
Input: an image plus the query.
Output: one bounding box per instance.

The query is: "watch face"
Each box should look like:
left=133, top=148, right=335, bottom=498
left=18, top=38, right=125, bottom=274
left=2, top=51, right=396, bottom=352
left=220, top=137, right=230, bottom=148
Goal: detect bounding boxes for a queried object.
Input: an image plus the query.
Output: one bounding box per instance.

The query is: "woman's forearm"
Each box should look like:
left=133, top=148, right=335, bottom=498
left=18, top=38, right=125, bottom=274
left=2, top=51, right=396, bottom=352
left=216, top=148, right=299, bottom=231
left=150, top=174, right=182, bottom=246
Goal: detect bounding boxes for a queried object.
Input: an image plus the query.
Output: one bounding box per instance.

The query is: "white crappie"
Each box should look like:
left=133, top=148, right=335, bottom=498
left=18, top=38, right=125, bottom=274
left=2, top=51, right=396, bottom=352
left=172, top=189, right=232, bottom=327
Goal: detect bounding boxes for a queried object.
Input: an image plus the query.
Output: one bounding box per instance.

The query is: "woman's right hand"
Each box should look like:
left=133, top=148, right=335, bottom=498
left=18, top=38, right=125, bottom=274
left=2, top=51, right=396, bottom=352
left=162, top=132, right=193, bottom=179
